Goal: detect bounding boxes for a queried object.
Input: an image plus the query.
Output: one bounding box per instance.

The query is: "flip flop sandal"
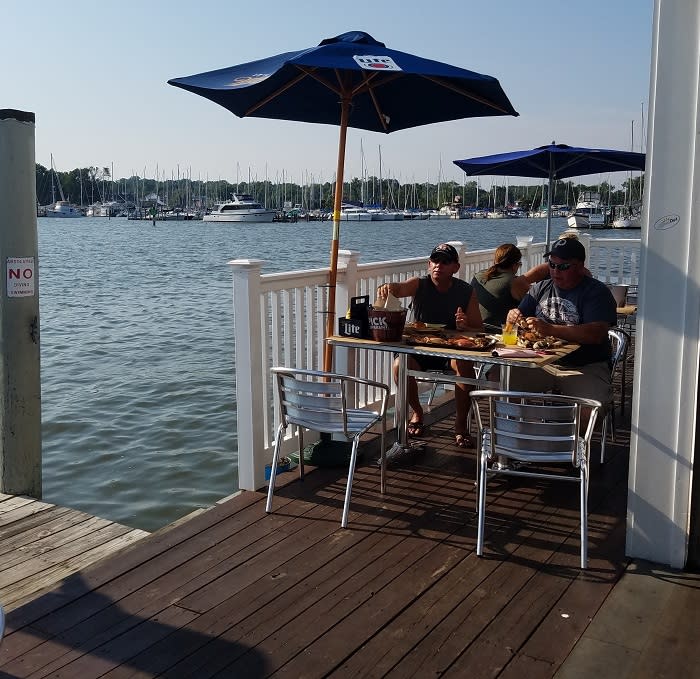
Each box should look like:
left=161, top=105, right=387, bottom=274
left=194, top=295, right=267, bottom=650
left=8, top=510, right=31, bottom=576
left=407, top=421, right=425, bottom=438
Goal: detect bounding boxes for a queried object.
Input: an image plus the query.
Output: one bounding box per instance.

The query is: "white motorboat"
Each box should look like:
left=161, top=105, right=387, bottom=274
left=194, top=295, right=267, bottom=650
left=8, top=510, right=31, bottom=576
left=44, top=200, right=85, bottom=218
left=339, top=205, right=372, bottom=221
left=203, top=194, right=276, bottom=222
left=567, top=191, right=607, bottom=229
left=436, top=203, right=470, bottom=219
left=367, top=207, right=396, bottom=221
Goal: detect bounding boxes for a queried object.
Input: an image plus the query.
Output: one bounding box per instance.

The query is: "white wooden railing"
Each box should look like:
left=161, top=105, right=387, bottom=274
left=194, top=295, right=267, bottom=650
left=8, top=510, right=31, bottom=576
left=230, top=235, right=641, bottom=491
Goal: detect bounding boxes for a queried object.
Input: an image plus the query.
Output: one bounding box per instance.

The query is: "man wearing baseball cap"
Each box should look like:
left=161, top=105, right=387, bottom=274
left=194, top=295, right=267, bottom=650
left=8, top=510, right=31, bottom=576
left=505, top=237, right=617, bottom=406
left=377, top=242, right=484, bottom=449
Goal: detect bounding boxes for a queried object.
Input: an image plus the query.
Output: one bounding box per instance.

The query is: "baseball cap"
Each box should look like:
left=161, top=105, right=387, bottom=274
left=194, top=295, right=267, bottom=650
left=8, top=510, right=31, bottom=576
left=544, top=237, right=586, bottom=261
left=430, top=243, right=459, bottom=263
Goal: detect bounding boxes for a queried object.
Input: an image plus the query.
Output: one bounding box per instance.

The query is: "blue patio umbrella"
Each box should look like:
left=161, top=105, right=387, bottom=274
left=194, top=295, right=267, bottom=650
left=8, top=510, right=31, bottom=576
left=454, top=143, right=646, bottom=249
left=169, top=30, right=518, bottom=371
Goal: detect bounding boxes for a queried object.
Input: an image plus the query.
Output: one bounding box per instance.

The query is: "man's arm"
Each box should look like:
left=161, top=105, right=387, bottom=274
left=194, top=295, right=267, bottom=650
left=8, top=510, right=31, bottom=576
left=463, top=290, right=485, bottom=331
left=522, top=262, right=551, bottom=284
left=378, top=277, right=419, bottom=300
left=510, top=274, right=533, bottom=300
left=525, top=318, right=610, bottom=344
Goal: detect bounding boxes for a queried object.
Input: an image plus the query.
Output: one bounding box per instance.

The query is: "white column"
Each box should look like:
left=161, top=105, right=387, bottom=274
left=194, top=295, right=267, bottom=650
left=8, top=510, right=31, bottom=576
left=229, top=259, right=266, bottom=491
left=627, top=0, right=700, bottom=568
left=0, top=110, right=41, bottom=497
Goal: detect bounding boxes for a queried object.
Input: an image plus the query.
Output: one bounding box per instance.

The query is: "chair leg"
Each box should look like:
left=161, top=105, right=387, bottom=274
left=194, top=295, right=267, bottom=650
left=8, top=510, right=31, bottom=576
left=298, top=426, right=305, bottom=479
left=380, top=417, right=386, bottom=495
left=609, top=406, right=617, bottom=443
left=620, top=358, right=627, bottom=415
left=341, top=437, right=361, bottom=528
left=580, top=466, right=588, bottom=569
left=266, top=424, right=286, bottom=513
left=476, top=452, right=488, bottom=557
left=427, top=381, right=439, bottom=407
left=600, top=413, right=609, bottom=464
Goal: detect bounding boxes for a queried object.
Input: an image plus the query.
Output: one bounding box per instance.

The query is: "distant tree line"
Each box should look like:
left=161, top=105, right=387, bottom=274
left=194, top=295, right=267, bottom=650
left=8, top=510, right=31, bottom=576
left=36, top=163, right=645, bottom=211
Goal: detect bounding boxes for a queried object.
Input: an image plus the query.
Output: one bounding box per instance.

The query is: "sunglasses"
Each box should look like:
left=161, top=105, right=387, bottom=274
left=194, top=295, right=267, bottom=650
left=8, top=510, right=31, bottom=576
left=430, top=255, right=454, bottom=264
left=547, top=259, right=573, bottom=271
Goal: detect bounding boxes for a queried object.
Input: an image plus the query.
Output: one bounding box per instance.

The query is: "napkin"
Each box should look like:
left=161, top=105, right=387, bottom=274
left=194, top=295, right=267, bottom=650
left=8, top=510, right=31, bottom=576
left=491, top=347, right=541, bottom=358
left=384, top=292, right=402, bottom=311
left=374, top=291, right=402, bottom=311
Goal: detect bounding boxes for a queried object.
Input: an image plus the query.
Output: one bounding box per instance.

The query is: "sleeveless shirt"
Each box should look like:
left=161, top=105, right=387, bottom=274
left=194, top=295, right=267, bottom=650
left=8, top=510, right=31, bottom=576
left=412, top=276, right=474, bottom=330
left=471, top=270, right=519, bottom=326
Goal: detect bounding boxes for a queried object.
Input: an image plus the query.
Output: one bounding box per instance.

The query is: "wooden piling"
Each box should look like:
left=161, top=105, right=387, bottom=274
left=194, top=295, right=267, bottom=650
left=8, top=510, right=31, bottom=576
left=0, top=110, right=42, bottom=497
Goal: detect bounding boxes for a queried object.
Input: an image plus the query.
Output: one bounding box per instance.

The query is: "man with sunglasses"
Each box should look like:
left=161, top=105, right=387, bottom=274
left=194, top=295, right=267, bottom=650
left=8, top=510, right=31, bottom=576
left=377, top=243, right=483, bottom=448
left=505, top=237, right=618, bottom=406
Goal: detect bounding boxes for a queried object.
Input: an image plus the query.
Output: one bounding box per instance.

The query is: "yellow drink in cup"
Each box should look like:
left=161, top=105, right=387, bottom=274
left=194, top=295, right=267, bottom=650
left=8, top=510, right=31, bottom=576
left=502, top=323, right=517, bottom=346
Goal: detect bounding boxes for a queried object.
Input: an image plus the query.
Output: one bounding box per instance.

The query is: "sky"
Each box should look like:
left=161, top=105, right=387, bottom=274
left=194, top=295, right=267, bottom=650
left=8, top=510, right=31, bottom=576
left=3, top=0, right=653, bottom=188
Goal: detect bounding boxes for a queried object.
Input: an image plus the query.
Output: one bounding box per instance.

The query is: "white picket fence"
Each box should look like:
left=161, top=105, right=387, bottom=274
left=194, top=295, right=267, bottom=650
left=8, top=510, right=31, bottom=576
left=230, top=234, right=641, bottom=491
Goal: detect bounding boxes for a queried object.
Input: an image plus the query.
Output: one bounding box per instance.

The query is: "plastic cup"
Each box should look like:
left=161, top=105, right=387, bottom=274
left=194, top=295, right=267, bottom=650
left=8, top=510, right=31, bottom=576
left=502, top=324, right=517, bottom=345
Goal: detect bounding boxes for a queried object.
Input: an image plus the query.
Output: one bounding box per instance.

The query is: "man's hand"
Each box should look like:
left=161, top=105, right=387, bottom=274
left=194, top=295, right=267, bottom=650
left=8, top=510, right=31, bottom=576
left=525, top=316, right=551, bottom=337
left=506, top=308, right=523, bottom=327
left=377, top=283, right=393, bottom=299
left=455, top=306, right=467, bottom=330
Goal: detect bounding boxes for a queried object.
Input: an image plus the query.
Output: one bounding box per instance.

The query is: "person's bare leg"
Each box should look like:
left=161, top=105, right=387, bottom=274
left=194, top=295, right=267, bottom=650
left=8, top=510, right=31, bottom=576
left=393, top=356, right=424, bottom=434
left=452, top=359, right=474, bottom=447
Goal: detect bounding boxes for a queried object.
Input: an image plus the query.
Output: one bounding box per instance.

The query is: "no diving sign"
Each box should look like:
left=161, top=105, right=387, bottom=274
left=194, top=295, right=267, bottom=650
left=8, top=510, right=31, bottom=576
left=6, top=257, right=35, bottom=297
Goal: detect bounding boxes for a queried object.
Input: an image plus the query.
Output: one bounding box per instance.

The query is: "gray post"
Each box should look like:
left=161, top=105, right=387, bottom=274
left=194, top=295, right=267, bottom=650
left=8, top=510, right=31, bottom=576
left=0, top=110, right=42, bottom=497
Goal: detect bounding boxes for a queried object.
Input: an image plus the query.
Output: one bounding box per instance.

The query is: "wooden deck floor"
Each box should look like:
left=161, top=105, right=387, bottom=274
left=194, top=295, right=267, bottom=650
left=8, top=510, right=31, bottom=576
left=0, top=407, right=633, bottom=678
left=0, top=495, right=148, bottom=613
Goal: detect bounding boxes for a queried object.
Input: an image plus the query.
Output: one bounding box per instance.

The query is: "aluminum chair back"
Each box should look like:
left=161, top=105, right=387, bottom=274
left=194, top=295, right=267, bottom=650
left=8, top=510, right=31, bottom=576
left=267, top=367, right=389, bottom=528
left=471, top=390, right=601, bottom=568
left=487, top=398, right=581, bottom=463
left=600, top=327, right=631, bottom=463
left=276, top=373, right=352, bottom=437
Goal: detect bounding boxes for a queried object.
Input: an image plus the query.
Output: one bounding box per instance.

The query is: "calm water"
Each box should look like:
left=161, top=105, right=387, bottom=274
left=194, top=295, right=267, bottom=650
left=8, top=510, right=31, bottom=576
left=39, top=216, right=640, bottom=530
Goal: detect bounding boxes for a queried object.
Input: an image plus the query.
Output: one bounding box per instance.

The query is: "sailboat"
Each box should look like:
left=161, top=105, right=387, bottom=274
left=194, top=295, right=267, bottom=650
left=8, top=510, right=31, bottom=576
left=44, top=155, right=85, bottom=218
left=613, top=120, right=642, bottom=229
left=367, top=145, right=403, bottom=220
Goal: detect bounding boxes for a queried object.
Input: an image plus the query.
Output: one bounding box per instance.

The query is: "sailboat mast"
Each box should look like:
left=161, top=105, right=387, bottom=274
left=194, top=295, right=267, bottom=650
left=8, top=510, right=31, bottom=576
left=378, top=144, right=383, bottom=208
left=50, top=154, right=56, bottom=203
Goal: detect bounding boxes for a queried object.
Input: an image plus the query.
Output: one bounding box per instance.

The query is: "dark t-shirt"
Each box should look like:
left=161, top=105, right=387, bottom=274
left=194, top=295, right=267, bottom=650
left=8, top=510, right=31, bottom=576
left=412, top=276, right=474, bottom=330
left=518, top=277, right=617, bottom=366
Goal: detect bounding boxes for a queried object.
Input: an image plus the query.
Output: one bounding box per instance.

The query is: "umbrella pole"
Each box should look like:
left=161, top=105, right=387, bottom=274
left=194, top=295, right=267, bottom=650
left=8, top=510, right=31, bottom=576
left=323, top=98, right=350, bottom=373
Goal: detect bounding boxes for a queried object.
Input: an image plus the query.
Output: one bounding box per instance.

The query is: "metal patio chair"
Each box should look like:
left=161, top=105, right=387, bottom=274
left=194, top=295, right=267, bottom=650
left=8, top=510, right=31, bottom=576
left=471, top=390, right=601, bottom=569
left=265, top=367, right=389, bottom=528
left=600, top=327, right=631, bottom=463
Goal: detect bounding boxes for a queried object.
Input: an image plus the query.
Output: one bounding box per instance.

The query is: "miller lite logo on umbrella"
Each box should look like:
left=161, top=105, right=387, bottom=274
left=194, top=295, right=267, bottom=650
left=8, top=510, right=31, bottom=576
left=353, top=55, right=401, bottom=71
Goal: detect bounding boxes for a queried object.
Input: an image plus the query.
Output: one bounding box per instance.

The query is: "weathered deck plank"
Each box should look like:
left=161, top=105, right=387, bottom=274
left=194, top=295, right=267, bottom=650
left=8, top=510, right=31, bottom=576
left=0, top=494, right=148, bottom=612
